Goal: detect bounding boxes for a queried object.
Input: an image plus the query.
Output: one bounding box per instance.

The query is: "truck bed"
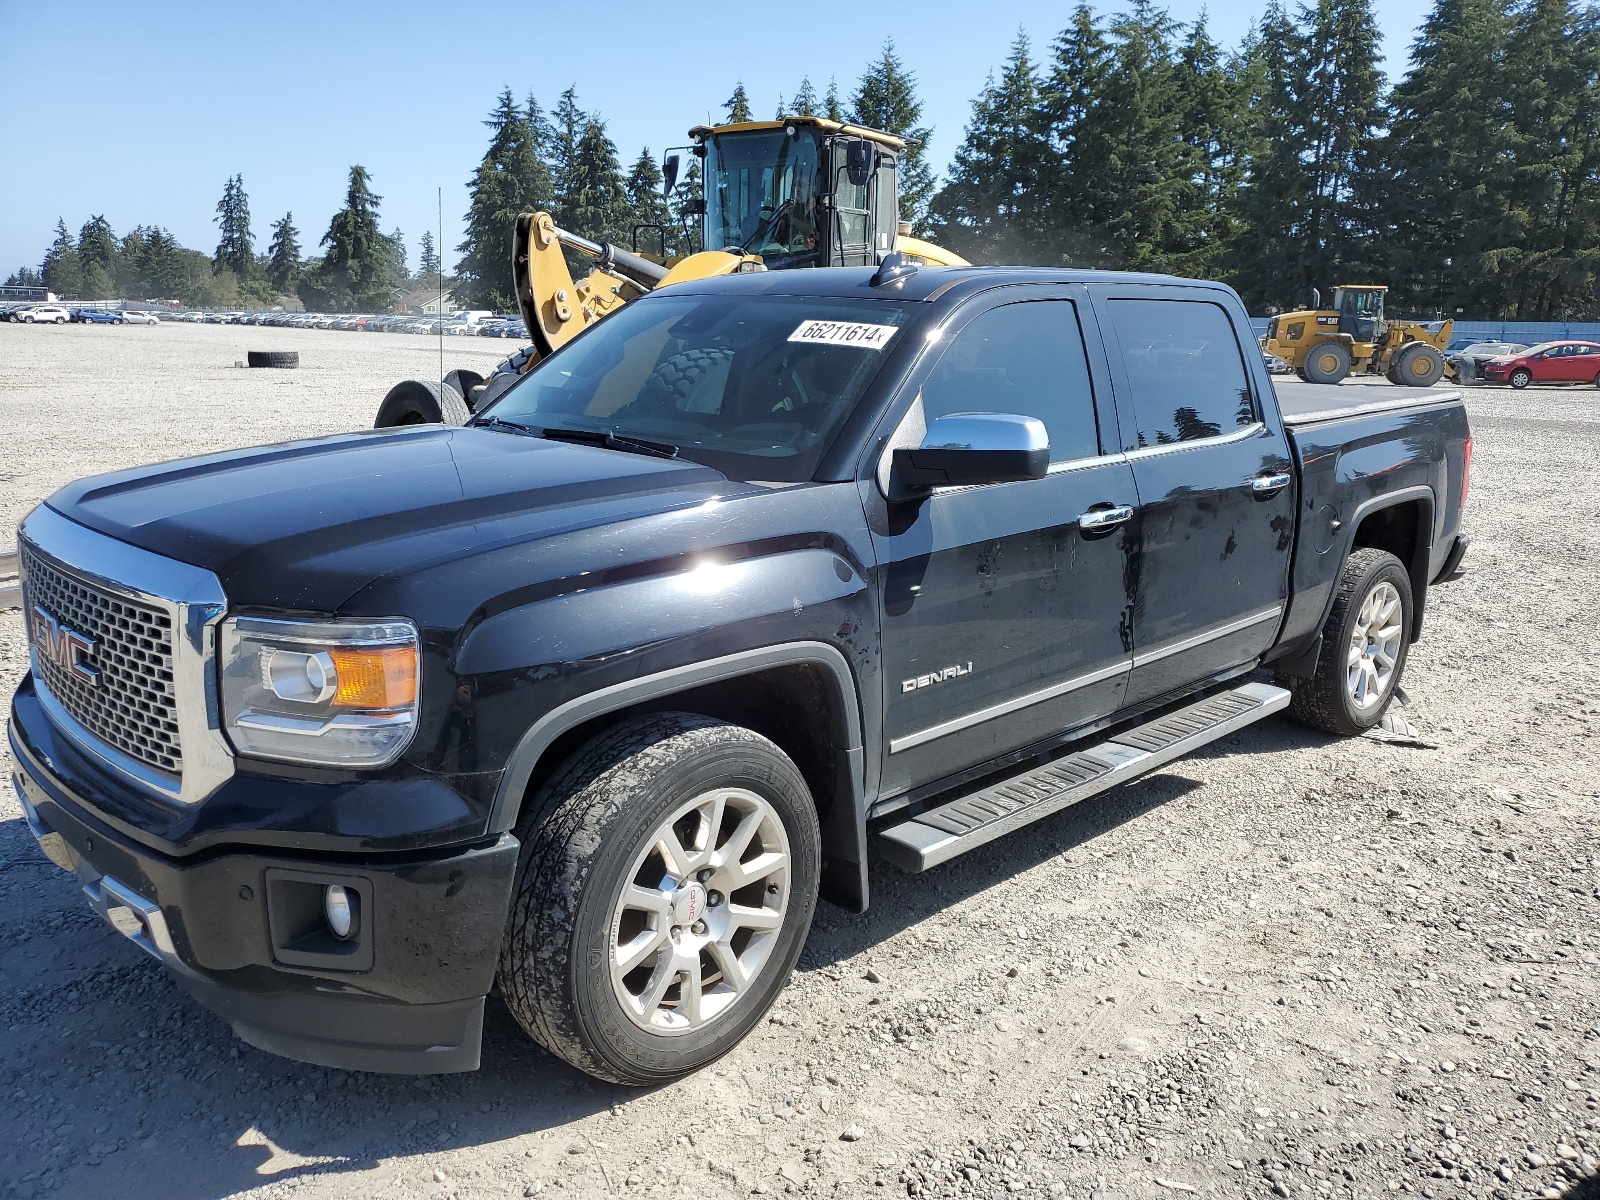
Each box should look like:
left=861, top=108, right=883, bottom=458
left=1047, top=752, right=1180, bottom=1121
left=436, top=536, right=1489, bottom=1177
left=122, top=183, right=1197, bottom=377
left=1273, top=380, right=1463, bottom=428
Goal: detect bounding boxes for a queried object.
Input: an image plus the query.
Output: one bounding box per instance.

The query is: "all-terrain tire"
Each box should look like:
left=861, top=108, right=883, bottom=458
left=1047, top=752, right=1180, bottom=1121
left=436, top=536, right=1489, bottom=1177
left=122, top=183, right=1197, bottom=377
left=497, top=713, right=821, bottom=1086
left=1280, top=547, right=1413, bottom=737
left=373, top=378, right=471, bottom=427
left=1302, top=341, right=1351, bottom=385
left=246, top=350, right=299, bottom=368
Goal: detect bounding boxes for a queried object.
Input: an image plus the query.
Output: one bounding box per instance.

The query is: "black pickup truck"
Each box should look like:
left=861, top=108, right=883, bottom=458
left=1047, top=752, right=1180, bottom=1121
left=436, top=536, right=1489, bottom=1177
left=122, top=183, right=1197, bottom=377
left=11, top=265, right=1472, bottom=1085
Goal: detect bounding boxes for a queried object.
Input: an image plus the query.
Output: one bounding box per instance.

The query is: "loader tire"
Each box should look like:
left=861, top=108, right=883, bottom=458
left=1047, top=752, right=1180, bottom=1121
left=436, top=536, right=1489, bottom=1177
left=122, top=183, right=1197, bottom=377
left=1302, top=342, right=1351, bottom=385
left=246, top=350, right=299, bottom=368
left=1392, top=343, right=1445, bottom=387
left=373, top=378, right=471, bottom=427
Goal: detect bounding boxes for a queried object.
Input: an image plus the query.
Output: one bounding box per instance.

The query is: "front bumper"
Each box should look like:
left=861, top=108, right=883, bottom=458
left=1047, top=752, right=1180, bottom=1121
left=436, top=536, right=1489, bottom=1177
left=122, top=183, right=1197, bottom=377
left=10, top=722, right=519, bottom=1074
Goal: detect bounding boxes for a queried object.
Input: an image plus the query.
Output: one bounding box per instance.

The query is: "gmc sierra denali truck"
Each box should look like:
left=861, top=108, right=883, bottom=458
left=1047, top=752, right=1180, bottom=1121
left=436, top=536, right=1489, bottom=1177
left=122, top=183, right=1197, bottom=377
left=11, top=262, right=1472, bottom=1085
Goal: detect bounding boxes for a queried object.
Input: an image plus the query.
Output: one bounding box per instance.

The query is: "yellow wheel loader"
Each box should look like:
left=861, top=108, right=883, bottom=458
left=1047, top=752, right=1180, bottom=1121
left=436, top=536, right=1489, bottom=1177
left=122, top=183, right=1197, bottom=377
left=376, top=116, right=969, bottom=426
left=1260, top=285, right=1453, bottom=387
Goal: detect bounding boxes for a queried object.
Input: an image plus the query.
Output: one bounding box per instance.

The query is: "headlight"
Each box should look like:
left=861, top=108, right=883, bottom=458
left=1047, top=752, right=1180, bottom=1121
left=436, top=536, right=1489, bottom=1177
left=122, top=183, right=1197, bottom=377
left=219, top=616, right=420, bottom=767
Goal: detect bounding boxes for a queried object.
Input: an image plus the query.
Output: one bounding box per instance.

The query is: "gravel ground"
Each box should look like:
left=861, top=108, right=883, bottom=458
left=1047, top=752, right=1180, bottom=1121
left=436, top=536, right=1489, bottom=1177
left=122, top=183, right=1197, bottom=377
left=0, top=323, right=1597, bottom=1200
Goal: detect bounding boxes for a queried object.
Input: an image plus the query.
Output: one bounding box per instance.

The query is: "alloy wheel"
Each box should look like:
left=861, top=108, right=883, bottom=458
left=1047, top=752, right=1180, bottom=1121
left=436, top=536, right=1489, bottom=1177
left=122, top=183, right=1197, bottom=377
left=608, top=787, right=791, bottom=1035
left=1346, top=581, right=1403, bottom=712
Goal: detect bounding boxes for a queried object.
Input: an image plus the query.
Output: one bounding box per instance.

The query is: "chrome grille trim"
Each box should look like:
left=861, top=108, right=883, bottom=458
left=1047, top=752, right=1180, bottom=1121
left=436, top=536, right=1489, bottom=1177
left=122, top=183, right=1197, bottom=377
left=23, top=545, right=182, bottom=773
left=18, top=505, right=234, bottom=806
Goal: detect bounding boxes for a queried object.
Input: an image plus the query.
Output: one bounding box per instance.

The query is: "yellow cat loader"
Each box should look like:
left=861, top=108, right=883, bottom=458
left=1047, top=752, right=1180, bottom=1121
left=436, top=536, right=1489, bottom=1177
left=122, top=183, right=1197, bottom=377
left=1261, top=285, right=1452, bottom=387
left=376, top=116, right=968, bottom=425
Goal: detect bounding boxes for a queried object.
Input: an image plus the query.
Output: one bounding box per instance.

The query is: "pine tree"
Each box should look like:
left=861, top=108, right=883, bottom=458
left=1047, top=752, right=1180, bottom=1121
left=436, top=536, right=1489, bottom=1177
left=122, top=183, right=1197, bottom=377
left=5, top=266, right=43, bottom=288
left=76, top=215, right=117, bottom=299
left=115, top=226, right=149, bottom=296
left=1040, top=4, right=1121, bottom=266
left=387, top=227, right=407, bottom=281
left=1376, top=0, right=1518, bottom=314
left=417, top=229, right=441, bottom=280
left=625, top=148, right=672, bottom=252
left=550, top=85, right=586, bottom=226
left=213, top=174, right=255, bottom=280
left=266, top=213, right=301, bottom=293
left=823, top=78, right=844, bottom=122
left=565, top=117, right=630, bottom=245
left=669, top=158, right=704, bottom=253
left=792, top=77, right=819, bottom=116
left=1169, top=12, right=1248, bottom=277
left=724, top=82, right=753, bottom=123
left=850, top=40, right=936, bottom=228
left=927, top=32, right=1053, bottom=263
left=304, top=165, right=398, bottom=310
left=138, top=227, right=186, bottom=299
left=456, top=88, right=556, bottom=309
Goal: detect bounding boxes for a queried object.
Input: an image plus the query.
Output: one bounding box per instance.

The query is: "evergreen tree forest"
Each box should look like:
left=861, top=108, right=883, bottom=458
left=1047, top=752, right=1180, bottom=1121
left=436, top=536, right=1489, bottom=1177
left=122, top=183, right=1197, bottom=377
left=19, top=0, right=1600, bottom=318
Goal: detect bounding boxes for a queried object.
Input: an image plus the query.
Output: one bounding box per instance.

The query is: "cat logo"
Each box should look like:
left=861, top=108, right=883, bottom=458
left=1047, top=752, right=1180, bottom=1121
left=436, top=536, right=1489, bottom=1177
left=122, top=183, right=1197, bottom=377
left=902, top=662, right=973, bottom=693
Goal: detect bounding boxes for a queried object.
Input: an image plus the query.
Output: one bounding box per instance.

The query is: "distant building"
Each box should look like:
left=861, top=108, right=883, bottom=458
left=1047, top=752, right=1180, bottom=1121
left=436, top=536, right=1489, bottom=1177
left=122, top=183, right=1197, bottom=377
left=1, top=285, right=52, bottom=302
left=399, top=288, right=455, bottom=315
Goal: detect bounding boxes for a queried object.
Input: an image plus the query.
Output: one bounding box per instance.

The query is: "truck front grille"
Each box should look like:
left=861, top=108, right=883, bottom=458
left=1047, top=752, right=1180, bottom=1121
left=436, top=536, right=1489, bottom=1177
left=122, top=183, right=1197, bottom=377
left=22, top=546, right=182, bottom=775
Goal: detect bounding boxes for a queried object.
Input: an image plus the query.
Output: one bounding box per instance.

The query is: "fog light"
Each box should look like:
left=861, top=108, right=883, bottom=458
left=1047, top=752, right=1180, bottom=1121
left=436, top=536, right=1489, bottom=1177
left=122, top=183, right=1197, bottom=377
left=324, top=884, right=354, bottom=939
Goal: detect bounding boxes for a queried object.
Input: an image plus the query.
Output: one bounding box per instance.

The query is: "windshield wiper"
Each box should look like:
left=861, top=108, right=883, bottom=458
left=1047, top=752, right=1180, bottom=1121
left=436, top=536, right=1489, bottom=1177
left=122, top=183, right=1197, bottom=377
left=539, top=426, right=679, bottom=459
left=471, top=415, right=538, bottom=437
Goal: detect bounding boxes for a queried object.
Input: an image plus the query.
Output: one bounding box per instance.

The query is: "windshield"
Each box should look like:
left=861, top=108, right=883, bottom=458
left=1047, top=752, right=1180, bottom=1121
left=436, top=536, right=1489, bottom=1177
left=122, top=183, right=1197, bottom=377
left=704, top=129, right=823, bottom=265
left=480, top=292, right=913, bottom=482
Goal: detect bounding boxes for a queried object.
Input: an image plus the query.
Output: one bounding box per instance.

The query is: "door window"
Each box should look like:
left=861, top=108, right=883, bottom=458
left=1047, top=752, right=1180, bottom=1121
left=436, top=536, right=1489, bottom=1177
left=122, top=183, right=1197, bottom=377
left=919, top=300, right=1101, bottom=464
left=1105, top=299, right=1256, bottom=448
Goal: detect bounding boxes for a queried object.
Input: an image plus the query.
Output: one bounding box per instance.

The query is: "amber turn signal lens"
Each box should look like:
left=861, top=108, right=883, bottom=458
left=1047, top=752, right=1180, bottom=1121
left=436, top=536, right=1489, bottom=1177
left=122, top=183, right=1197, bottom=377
left=327, top=645, right=418, bottom=709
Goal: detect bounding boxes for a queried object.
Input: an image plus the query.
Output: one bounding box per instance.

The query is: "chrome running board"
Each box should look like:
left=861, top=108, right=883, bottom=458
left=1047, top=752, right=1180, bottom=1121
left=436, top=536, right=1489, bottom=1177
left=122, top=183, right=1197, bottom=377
left=875, top=680, right=1290, bottom=871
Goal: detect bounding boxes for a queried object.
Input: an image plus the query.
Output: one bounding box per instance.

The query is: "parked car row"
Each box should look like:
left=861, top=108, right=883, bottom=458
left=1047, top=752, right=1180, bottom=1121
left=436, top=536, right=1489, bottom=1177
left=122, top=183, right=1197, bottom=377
left=0, top=304, right=162, bottom=324
left=157, top=309, right=530, bottom=338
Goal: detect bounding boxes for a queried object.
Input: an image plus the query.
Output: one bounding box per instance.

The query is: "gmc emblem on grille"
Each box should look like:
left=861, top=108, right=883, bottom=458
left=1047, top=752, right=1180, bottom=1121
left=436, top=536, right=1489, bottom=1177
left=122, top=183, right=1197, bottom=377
left=31, top=605, right=99, bottom=686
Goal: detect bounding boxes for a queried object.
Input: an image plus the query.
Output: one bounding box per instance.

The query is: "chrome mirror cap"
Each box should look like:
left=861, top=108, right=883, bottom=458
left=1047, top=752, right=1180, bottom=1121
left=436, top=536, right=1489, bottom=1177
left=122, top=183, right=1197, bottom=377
left=890, top=412, right=1050, bottom=497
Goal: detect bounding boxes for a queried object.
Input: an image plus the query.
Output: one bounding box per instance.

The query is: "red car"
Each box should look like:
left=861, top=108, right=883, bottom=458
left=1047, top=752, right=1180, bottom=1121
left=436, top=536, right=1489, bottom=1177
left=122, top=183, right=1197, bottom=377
left=1480, top=340, right=1600, bottom=388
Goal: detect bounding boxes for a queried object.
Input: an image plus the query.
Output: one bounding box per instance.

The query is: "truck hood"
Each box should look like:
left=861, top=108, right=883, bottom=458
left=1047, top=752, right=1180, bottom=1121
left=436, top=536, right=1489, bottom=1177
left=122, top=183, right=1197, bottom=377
left=45, top=425, right=739, bottom=612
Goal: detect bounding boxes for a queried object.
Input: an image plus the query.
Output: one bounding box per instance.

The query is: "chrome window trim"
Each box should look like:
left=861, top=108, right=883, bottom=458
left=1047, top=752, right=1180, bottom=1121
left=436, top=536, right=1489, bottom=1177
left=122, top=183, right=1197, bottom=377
left=1123, top=421, right=1266, bottom=461
left=18, top=505, right=234, bottom=806
left=889, top=603, right=1284, bottom=754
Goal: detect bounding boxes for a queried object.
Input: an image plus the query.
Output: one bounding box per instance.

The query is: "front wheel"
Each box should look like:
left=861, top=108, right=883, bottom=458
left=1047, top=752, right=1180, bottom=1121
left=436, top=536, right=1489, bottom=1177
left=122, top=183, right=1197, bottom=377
left=1280, top=547, right=1413, bottom=736
left=498, top=714, right=820, bottom=1085
left=1510, top=368, right=1532, bottom=389
left=1302, top=342, right=1351, bottom=385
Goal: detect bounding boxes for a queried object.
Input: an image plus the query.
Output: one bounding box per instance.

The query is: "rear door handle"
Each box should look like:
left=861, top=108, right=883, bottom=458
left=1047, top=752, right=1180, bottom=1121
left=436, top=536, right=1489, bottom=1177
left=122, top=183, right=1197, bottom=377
left=1077, top=504, right=1135, bottom=531
left=1251, top=471, right=1293, bottom=496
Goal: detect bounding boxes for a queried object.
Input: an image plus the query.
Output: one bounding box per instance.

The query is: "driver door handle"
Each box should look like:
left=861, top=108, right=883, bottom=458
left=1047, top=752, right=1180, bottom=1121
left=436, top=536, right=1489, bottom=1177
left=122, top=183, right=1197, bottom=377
left=1251, top=471, right=1293, bottom=496
left=1078, top=504, right=1135, bottom=531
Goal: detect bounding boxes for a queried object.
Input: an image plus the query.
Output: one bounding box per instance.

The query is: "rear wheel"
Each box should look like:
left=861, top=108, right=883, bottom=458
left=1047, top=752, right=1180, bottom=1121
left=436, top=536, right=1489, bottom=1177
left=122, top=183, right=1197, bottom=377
left=1281, top=547, right=1413, bottom=736
left=1393, top=343, right=1445, bottom=387
left=498, top=714, right=820, bottom=1085
left=373, top=378, right=471, bottom=427
left=1509, top=368, right=1532, bottom=390
left=1302, top=342, right=1351, bottom=385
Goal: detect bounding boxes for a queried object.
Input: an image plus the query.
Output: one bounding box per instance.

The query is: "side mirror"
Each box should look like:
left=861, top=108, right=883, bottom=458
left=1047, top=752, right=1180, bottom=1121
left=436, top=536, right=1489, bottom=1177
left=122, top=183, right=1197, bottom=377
left=663, top=153, right=680, bottom=196
left=846, top=139, right=876, bottom=187
left=891, top=413, right=1049, bottom=494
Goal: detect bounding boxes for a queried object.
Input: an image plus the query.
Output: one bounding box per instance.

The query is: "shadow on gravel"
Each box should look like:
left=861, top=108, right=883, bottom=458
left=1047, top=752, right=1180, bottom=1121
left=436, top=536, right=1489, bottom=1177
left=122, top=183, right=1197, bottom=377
left=802, top=714, right=1341, bottom=972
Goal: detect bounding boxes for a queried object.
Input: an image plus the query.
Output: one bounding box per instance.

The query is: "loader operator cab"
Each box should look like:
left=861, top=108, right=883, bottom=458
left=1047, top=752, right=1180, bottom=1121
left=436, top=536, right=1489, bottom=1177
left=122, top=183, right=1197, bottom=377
left=666, top=117, right=903, bottom=271
left=1334, top=285, right=1387, bottom=344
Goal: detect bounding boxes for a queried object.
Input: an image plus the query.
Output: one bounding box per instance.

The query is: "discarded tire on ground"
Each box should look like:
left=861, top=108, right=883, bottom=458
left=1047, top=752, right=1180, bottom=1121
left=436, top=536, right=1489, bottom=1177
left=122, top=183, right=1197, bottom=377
left=246, top=350, right=299, bottom=369
left=373, top=378, right=471, bottom=427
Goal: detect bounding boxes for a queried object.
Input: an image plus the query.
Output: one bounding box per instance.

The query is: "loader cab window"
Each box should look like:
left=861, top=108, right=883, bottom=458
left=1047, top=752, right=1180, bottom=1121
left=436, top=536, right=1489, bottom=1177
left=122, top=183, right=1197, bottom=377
left=704, top=129, right=822, bottom=268
left=1334, top=288, right=1385, bottom=341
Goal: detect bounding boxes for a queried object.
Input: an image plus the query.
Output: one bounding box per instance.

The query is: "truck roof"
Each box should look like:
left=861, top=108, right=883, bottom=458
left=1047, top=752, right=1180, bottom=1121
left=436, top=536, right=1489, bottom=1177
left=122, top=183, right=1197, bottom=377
left=663, top=265, right=1214, bottom=304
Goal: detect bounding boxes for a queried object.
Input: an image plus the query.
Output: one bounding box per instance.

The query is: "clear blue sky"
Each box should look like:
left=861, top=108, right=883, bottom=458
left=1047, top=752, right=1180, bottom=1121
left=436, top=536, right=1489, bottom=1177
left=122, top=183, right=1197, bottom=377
left=0, top=0, right=1432, bottom=279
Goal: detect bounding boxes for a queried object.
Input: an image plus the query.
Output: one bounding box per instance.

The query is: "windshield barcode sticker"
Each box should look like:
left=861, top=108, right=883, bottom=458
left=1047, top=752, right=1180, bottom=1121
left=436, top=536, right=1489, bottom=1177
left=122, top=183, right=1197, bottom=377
left=788, top=320, right=899, bottom=350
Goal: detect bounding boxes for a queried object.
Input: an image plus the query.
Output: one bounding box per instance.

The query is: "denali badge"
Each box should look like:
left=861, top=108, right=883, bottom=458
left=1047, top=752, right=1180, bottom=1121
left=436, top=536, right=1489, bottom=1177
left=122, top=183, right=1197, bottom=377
left=31, top=605, right=99, bottom=686
left=902, top=662, right=973, bottom=694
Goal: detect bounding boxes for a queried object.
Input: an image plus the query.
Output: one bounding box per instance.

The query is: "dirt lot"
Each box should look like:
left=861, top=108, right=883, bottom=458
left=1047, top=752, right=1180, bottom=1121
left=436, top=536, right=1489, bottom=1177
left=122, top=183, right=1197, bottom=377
left=0, top=322, right=1597, bottom=1200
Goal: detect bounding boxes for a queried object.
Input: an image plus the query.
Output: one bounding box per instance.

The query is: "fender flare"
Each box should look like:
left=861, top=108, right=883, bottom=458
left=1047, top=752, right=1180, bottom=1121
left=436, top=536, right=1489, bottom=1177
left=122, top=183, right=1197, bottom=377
left=486, top=640, right=866, bottom=839
left=1336, top=484, right=1436, bottom=640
